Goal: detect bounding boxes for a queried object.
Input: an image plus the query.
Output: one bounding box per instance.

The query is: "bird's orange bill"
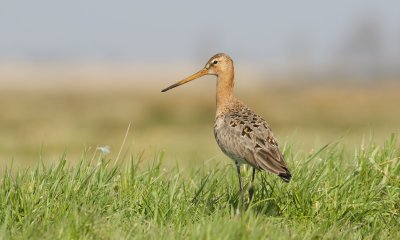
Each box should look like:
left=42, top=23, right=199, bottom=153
left=161, top=68, right=208, bottom=92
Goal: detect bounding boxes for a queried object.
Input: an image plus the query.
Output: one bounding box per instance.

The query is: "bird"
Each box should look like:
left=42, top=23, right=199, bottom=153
left=161, top=53, right=291, bottom=204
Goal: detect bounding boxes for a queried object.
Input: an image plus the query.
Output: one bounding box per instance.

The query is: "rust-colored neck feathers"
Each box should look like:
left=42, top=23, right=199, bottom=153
left=216, top=65, right=235, bottom=115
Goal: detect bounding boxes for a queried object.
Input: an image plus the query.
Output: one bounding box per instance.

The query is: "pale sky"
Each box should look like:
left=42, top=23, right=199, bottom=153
left=0, top=0, right=399, bottom=67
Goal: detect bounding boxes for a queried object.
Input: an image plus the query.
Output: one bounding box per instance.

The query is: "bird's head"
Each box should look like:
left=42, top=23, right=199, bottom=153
left=161, top=53, right=233, bottom=92
left=204, top=53, right=233, bottom=76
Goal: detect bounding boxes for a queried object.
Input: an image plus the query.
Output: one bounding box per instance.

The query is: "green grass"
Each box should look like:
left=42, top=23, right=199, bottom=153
left=1, top=134, right=399, bottom=239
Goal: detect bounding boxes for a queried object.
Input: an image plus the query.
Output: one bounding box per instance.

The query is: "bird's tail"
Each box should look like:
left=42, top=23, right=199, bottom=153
left=279, top=171, right=292, bottom=182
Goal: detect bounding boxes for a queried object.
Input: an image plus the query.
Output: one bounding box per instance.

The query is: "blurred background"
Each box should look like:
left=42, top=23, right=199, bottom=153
left=0, top=0, right=399, bottom=169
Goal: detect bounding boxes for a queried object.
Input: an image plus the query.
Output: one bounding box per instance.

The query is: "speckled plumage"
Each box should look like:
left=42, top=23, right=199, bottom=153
left=214, top=99, right=291, bottom=182
left=162, top=53, right=291, bottom=204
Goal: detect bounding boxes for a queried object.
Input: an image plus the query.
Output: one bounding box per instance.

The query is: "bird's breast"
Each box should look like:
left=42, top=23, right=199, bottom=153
left=213, top=114, right=247, bottom=165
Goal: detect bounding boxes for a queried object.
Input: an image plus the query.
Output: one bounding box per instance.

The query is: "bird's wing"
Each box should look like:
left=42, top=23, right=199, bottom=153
left=214, top=107, right=291, bottom=182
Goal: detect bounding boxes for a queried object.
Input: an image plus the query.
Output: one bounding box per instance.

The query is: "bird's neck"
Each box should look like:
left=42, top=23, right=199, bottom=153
left=216, top=71, right=235, bottom=115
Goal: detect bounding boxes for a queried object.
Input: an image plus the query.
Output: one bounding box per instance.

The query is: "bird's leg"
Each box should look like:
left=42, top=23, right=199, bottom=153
left=235, top=162, right=244, bottom=206
left=248, top=167, right=256, bottom=202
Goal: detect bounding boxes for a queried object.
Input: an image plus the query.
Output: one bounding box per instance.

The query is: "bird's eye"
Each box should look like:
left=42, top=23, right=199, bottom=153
left=213, top=60, right=218, bottom=64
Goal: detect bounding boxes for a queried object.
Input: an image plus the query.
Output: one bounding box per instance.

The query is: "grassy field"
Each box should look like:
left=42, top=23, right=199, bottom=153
left=1, top=68, right=400, bottom=238
left=0, top=134, right=399, bottom=239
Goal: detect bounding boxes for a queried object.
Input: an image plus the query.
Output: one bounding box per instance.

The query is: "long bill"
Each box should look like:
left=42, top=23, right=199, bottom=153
left=161, top=68, right=208, bottom=92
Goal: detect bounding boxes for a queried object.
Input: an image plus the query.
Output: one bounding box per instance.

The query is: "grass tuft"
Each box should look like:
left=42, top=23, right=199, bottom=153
left=1, top=135, right=399, bottom=239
